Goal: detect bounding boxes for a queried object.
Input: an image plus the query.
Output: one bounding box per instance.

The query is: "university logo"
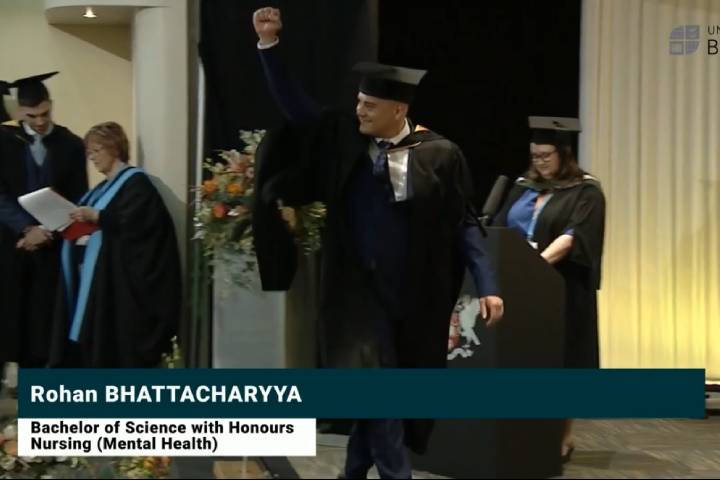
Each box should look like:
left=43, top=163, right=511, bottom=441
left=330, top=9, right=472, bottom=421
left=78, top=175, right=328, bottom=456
left=670, top=25, right=700, bottom=55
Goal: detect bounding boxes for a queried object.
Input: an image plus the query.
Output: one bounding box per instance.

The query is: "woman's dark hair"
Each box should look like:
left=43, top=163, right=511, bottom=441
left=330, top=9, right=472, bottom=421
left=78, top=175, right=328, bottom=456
left=526, top=144, right=583, bottom=182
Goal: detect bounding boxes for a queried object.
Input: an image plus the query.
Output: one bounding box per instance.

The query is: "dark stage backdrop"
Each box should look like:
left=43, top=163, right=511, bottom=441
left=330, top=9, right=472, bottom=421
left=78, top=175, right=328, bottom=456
left=200, top=0, right=580, bottom=202
left=200, top=0, right=377, bottom=151
left=377, top=0, right=581, bottom=200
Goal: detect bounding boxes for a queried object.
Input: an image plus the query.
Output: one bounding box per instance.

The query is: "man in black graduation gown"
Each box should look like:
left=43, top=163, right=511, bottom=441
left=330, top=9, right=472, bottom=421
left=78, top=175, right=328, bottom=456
left=0, top=72, right=88, bottom=368
left=251, top=8, right=504, bottom=479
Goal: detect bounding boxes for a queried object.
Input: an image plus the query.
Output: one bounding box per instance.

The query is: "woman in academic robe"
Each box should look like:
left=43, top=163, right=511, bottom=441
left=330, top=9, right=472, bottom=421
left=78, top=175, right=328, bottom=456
left=493, top=116, right=606, bottom=463
left=49, top=122, right=181, bottom=368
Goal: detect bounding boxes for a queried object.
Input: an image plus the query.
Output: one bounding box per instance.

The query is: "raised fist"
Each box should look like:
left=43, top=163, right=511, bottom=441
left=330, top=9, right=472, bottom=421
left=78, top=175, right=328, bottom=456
left=253, top=7, right=282, bottom=46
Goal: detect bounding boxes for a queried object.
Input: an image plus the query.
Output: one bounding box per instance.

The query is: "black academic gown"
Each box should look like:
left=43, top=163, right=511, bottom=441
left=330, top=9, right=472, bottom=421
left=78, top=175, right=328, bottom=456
left=0, top=122, right=87, bottom=366
left=49, top=172, right=181, bottom=368
left=495, top=176, right=606, bottom=368
left=252, top=123, right=315, bottom=290
left=0, top=106, right=10, bottom=125
left=255, top=112, right=480, bottom=453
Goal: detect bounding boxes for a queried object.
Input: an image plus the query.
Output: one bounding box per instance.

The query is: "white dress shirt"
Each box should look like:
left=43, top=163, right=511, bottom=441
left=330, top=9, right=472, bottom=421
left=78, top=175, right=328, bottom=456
left=372, top=120, right=412, bottom=202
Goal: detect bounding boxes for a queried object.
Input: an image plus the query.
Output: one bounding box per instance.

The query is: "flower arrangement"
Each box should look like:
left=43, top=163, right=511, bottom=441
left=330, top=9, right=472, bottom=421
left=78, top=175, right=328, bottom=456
left=113, top=457, right=171, bottom=479
left=0, top=339, right=184, bottom=479
left=112, top=337, right=181, bottom=479
left=0, top=419, right=86, bottom=478
left=193, top=130, right=326, bottom=289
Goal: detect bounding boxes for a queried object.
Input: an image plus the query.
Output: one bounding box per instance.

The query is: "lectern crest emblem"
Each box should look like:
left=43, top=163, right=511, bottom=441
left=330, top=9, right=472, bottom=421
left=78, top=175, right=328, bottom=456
left=447, top=295, right=482, bottom=360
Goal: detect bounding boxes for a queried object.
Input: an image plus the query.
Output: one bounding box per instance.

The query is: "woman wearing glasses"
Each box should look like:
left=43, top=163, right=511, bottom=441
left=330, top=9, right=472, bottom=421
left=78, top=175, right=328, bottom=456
left=494, top=116, right=606, bottom=463
left=49, top=122, right=181, bottom=368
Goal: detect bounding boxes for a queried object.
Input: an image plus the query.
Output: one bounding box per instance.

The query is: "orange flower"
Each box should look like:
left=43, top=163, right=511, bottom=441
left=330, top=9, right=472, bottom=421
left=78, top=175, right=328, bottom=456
left=226, top=183, right=245, bottom=196
left=203, top=180, right=218, bottom=195
left=213, top=203, right=228, bottom=219
left=3, top=439, right=17, bottom=457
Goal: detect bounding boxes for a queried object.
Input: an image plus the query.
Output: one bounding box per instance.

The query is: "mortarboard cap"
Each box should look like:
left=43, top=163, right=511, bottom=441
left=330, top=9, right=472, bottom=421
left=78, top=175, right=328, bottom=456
left=353, top=62, right=427, bottom=104
left=9, top=71, right=58, bottom=107
left=529, top=116, right=581, bottom=147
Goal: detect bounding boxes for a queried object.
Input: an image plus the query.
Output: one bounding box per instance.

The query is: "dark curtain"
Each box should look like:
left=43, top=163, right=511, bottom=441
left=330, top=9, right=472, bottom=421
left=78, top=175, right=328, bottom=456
left=378, top=0, right=581, bottom=201
left=200, top=0, right=580, bottom=199
left=200, top=0, right=377, bottom=151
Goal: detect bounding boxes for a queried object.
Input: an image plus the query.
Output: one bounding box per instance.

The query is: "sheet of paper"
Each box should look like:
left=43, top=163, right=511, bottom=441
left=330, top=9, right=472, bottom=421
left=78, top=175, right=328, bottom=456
left=18, top=187, right=76, bottom=231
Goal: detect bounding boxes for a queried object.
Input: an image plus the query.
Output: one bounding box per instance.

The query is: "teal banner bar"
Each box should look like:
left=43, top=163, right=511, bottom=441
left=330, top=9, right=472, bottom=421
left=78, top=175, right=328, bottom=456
left=19, top=369, right=705, bottom=419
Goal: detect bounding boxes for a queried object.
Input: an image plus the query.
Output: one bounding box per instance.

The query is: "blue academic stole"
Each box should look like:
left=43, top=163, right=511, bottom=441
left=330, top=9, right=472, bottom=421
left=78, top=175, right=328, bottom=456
left=61, top=167, right=144, bottom=342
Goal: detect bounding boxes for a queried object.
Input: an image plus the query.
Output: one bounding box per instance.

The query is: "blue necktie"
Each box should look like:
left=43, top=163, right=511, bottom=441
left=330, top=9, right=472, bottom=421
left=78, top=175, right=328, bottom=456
left=373, top=140, right=392, bottom=177
left=30, top=135, right=47, bottom=167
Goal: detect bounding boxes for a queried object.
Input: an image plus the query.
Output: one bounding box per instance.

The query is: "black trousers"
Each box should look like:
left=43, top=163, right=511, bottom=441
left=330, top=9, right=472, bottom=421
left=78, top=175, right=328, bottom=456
left=345, top=419, right=412, bottom=479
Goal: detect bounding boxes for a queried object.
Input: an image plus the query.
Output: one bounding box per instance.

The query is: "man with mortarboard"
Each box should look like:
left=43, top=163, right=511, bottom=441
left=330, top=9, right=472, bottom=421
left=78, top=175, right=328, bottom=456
left=251, top=8, right=504, bottom=478
left=0, top=72, right=88, bottom=369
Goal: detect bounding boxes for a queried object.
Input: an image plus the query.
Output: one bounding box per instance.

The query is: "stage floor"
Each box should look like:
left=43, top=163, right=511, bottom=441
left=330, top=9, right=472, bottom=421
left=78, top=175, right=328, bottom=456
left=289, top=418, right=720, bottom=479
